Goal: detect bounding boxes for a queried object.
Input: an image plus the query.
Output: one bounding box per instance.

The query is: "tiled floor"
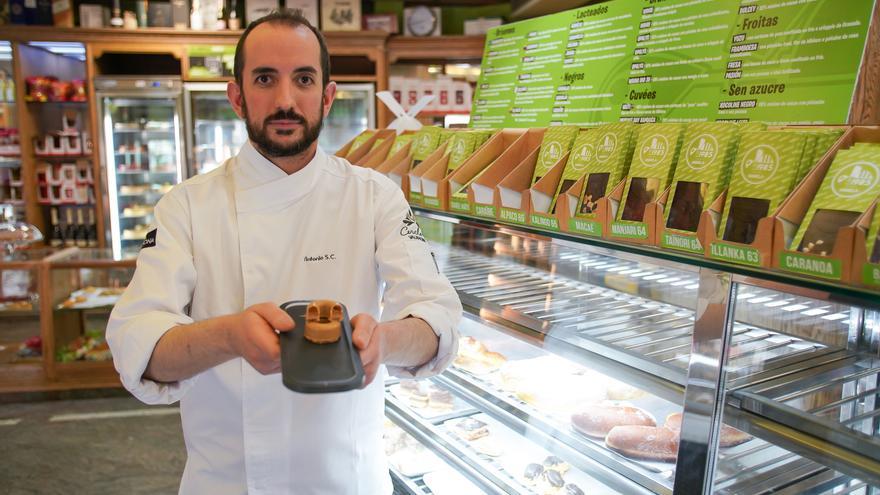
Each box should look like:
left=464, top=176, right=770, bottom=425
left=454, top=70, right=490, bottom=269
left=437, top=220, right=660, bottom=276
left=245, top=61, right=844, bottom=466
left=0, top=395, right=186, bottom=495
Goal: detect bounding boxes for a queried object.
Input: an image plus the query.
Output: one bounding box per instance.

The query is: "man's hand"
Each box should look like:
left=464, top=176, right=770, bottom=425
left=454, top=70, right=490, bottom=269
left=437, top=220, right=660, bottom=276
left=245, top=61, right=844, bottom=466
left=226, top=303, right=296, bottom=375
left=351, top=314, right=440, bottom=387
left=351, top=314, right=385, bottom=387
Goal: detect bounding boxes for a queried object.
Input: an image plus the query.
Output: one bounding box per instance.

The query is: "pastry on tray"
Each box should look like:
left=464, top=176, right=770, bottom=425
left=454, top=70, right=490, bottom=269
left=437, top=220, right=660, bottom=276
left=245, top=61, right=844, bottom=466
left=449, top=417, right=489, bottom=441
left=571, top=403, right=657, bottom=438
left=663, top=412, right=752, bottom=448
left=303, top=300, right=343, bottom=344
left=453, top=336, right=507, bottom=375
left=605, top=425, right=679, bottom=462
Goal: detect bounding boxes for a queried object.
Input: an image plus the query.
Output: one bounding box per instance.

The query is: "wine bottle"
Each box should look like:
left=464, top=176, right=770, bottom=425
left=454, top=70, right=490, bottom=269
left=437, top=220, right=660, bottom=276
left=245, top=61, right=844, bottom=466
left=87, top=209, right=98, bottom=248
left=49, top=208, right=63, bottom=248
left=110, top=0, right=124, bottom=27
left=75, top=209, right=88, bottom=248
left=63, top=208, right=76, bottom=247
left=227, top=0, right=240, bottom=29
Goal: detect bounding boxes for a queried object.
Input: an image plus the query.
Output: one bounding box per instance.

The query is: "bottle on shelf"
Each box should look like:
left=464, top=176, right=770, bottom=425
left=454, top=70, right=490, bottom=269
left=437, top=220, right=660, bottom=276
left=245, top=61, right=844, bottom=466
left=227, top=0, right=240, bottom=29
left=86, top=208, right=98, bottom=248
left=110, top=0, right=124, bottom=27
left=215, top=2, right=227, bottom=29
left=75, top=209, right=88, bottom=248
left=63, top=208, right=76, bottom=248
left=49, top=207, right=63, bottom=248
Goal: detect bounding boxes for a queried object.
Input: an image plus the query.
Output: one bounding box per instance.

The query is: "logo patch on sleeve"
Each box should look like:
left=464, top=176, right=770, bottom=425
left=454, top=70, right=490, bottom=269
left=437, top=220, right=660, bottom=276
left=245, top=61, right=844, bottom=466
left=400, top=209, right=426, bottom=243
left=141, top=229, right=157, bottom=249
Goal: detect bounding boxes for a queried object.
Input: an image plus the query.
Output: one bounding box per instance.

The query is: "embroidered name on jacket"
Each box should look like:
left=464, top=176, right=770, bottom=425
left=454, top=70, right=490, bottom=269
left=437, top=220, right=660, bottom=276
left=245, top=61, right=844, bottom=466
left=400, top=210, right=426, bottom=242
left=304, top=254, right=336, bottom=262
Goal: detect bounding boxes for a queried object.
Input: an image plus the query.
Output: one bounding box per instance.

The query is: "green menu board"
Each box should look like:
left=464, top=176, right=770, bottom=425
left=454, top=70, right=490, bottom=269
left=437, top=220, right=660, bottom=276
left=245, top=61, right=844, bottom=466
left=551, top=1, right=641, bottom=126
left=620, top=0, right=739, bottom=123
left=716, top=0, right=876, bottom=124
left=470, top=0, right=877, bottom=128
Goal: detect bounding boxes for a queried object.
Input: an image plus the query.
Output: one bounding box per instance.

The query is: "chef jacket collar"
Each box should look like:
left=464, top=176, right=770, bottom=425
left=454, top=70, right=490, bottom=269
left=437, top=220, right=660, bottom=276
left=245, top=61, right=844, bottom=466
left=234, top=140, right=327, bottom=212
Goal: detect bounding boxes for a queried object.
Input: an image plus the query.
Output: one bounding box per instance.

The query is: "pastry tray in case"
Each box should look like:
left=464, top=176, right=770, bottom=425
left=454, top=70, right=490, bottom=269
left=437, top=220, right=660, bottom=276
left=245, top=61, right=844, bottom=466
left=279, top=300, right=364, bottom=393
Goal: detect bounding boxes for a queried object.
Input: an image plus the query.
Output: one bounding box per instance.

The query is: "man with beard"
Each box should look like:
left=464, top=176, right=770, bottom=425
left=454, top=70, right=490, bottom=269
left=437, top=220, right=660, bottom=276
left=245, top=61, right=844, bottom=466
left=106, top=10, right=461, bottom=495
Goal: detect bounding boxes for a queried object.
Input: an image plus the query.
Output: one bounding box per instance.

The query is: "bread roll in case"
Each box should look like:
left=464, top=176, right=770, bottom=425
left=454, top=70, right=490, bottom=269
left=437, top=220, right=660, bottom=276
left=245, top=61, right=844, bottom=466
left=605, top=425, right=679, bottom=462
left=571, top=403, right=657, bottom=438
left=664, top=412, right=752, bottom=448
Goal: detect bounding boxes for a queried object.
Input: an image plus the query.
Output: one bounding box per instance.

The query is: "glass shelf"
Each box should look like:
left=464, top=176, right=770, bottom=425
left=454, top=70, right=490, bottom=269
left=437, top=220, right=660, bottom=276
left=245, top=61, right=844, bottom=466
left=413, top=208, right=880, bottom=312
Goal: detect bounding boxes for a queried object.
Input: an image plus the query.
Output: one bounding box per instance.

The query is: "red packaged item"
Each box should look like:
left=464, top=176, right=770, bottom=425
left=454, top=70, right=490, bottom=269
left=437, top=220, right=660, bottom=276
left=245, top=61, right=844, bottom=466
left=25, top=76, right=55, bottom=102
left=49, top=80, right=72, bottom=102
left=70, top=80, right=87, bottom=102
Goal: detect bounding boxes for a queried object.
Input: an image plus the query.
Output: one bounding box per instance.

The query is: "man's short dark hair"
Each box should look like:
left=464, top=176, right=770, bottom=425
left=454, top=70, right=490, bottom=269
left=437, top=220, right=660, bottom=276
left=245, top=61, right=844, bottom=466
left=234, top=9, right=331, bottom=88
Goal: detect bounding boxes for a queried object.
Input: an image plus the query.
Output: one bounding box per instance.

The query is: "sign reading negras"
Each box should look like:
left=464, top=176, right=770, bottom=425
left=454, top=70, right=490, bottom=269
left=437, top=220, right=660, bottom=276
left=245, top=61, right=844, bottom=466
left=471, top=0, right=876, bottom=128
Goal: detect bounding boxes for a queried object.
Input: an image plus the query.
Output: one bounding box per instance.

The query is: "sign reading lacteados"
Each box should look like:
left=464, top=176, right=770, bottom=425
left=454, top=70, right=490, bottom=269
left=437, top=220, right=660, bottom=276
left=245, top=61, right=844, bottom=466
left=470, top=0, right=877, bottom=128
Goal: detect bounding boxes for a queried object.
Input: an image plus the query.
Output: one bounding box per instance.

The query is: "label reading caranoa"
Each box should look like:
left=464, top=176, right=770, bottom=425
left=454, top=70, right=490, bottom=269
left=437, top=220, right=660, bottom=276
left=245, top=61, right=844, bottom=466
left=780, top=252, right=842, bottom=280
left=611, top=220, right=648, bottom=240
left=661, top=231, right=702, bottom=254
left=569, top=218, right=603, bottom=237
left=500, top=207, right=527, bottom=225
left=450, top=197, right=471, bottom=213
left=530, top=213, right=560, bottom=231
left=863, top=263, right=880, bottom=286
left=473, top=203, right=496, bottom=218
left=423, top=196, right=441, bottom=208
left=709, top=241, right=761, bottom=267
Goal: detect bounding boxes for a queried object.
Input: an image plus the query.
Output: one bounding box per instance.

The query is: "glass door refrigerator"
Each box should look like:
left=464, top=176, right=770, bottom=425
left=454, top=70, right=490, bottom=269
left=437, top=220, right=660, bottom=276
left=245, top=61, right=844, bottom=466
left=183, top=82, right=247, bottom=177
left=318, top=83, right=375, bottom=154
left=95, top=77, right=185, bottom=259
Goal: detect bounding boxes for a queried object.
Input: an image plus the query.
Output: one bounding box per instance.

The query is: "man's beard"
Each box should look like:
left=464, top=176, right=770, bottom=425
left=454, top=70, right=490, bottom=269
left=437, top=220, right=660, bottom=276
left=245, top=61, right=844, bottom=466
left=242, top=97, right=324, bottom=158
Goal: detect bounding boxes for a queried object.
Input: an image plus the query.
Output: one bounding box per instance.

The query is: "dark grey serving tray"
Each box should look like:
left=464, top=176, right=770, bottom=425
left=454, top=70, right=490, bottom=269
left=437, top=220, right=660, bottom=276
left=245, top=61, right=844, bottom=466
left=279, top=300, right=364, bottom=394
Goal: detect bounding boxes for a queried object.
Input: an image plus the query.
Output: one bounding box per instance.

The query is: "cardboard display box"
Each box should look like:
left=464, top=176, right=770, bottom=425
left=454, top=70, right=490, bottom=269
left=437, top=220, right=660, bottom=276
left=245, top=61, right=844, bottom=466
left=355, top=134, right=395, bottom=168
left=773, top=127, right=880, bottom=282
left=417, top=130, right=494, bottom=211
left=376, top=141, right=415, bottom=200
left=447, top=129, right=527, bottom=215
left=408, top=142, right=450, bottom=207
left=658, top=123, right=740, bottom=254
left=608, top=123, right=686, bottom=245
left=344, top=129, right=395, bottom=165
left=335, top=129, right=373, bottom=158
left=467, top=128, right=545, bottom=221
left=553, top=123, right=636, bottom=237
left=705, top=129, right=844, bottom=268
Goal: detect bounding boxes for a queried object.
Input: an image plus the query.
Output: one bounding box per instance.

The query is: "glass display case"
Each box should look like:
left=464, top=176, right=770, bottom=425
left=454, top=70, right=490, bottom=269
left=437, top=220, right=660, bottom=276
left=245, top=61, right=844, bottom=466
left=95, top=77, right=185, bottom=259
left=385, top=210, right=880, bottom=495
left=183, top=82, right=247, bottom=176
left=0, top=248, right=54, bottom=380
left=44, top=247, right=133, bottom=382
left=318, top=83, right=375, bottom=155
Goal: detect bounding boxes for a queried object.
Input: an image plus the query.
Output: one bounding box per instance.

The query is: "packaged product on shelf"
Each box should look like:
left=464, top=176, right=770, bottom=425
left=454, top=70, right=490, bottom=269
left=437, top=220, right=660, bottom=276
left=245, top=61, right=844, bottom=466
left=411, top=126, right=449, bottom=168
left=776, top=136, right=880, bottom=281
left=618, top=124, right=685, bottom=223
left=530, top=125, right=579, bottom=187
left=608, top=123, right=685, bottom=244
left=388, top=132, right=415, bottom=157
left=571, top=123, right=636, bottom=218
left=342, top=129, right=374, bottom=158
left=789, top=146, right=880, bottom=255
left=711, top=131, right=811, bottom=266
left=408, top=136, right=451, bottom=206
left=413, top=130, right=494, bottom=210
left=660, top=123, right=740, bottom=253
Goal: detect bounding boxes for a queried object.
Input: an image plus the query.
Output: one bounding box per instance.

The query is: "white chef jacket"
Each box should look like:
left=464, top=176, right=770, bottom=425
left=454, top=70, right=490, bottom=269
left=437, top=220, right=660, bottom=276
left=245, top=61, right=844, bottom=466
left=106, top=141, right=462, bottom=495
